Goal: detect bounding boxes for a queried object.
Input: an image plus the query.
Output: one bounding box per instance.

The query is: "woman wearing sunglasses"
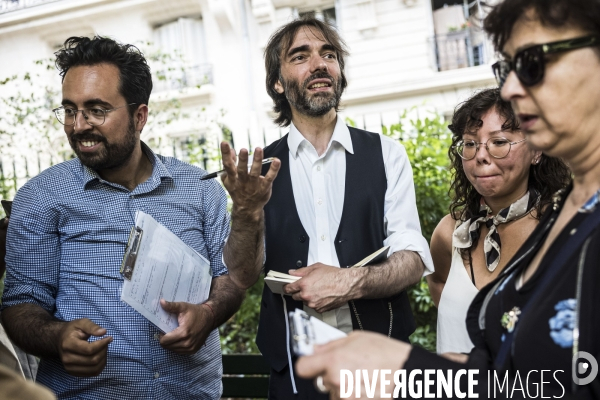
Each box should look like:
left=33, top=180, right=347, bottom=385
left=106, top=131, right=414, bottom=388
left=295, top=0, right=600, bottom=398
left=428, top=88, right=569, bottom=356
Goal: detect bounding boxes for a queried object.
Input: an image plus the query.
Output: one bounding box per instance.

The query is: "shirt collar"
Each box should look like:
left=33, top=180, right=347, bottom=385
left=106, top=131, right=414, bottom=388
left=81, top=142, right=172, bottom=190
left=287, top=116, right=354, bottom=159
left=580, top=188, right=600, bottom=213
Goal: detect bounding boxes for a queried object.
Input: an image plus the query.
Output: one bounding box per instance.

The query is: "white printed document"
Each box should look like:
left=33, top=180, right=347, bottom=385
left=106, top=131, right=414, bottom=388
left=120, top=211, right=212, bottom=333
left=289, top=309, right=347, bottom=356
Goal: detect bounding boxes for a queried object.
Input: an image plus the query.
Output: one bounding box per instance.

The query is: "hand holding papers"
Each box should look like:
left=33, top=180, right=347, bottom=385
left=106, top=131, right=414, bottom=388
left=264, top=246, right=390, bottom=295
left=264, top=270, right=300, bottom=295
left=120, top=211, right=212, bottom=333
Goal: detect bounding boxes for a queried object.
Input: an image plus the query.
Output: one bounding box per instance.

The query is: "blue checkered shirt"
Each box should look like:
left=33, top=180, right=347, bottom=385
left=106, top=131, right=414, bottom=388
left=2, top=144, right=229, bottom=399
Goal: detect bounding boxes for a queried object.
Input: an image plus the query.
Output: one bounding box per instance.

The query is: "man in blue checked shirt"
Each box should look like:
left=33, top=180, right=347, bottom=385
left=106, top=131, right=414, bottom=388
left=0, top=36, right=279, bottom=399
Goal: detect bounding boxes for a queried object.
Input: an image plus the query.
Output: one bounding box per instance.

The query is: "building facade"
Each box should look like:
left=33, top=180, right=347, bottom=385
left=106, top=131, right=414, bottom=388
left=0, top=0, right=495, bottom=191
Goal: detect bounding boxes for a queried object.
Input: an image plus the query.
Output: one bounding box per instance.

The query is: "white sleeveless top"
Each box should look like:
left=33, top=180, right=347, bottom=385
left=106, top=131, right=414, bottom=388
left=436, top=237, right=479, bottom=354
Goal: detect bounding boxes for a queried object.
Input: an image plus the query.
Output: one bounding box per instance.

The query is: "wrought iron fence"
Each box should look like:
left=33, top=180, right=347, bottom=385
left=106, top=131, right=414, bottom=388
left=0, top=134, right=221, bottom=199
left=429, top=28, right=493, bottom=72
left=0, top=151, right=71, bottom=199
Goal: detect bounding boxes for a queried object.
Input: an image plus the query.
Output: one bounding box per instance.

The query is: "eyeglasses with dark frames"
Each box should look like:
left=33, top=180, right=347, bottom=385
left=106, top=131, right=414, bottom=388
left=455, top=137, right=526, bottom=160
left=492, top=35, right=599, bottom=89
left=52, top=103, right=137, bottom=126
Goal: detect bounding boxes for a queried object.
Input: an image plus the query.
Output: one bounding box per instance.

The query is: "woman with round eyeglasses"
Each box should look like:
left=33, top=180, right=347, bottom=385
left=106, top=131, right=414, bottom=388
left=294, top=1, right=600, bottom=398
left=427, top=88, right=570, bottom=356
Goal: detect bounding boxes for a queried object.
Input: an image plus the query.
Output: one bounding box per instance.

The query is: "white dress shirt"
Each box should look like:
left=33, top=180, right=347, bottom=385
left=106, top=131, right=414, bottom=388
left=287, top=117, right=433, bottom=333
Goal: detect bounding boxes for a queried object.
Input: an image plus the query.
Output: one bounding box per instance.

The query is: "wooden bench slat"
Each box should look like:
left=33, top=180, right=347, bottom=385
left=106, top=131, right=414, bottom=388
left=222, top=376, right=269, bottom=398
left=222, top=354, right=270, bottom=375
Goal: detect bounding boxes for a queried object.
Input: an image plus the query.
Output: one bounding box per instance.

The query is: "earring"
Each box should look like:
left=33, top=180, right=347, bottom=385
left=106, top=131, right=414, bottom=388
left=533, top=157, right=541, bottom=165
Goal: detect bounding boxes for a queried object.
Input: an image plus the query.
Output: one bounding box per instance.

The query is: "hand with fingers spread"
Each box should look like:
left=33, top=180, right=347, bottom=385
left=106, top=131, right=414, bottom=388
left=295, top=331, right=412, bottom=400
left=159, top=299, right=214, bottom=355
left=57, top=318, right=113, bottom=377
left=284, top=263, right=363, bottom=313
left=219, top=142, right=280, bottom=218
left=220, top=141, right=281, bottom=289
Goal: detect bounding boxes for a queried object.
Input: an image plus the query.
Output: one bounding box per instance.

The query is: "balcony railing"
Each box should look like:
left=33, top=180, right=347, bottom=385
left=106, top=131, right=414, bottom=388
left=429, top=28, right=493, bottom=72
left=0, top=0, right=59, bottom=14
left=153, top=63, right=213, bottom=93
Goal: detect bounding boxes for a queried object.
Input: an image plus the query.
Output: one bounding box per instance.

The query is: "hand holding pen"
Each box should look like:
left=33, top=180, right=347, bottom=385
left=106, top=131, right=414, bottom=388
left=201, top=157, right=276, bottom=180
left=218, top=142, right=281, bottom=217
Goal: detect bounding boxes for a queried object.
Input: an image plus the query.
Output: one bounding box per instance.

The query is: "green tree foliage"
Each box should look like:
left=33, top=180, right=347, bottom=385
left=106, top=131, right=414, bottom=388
left=219, top=278, right=264, bottom=354
left=381, top=108, right=453, bottom=352
left=0, top=59, right=67, bottom=199
left=381, top=110, right=452, bottom=242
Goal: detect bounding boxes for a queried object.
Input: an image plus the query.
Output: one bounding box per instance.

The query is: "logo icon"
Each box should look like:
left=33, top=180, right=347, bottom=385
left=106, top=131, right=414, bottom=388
left=572, top=351, right=598, bottom=385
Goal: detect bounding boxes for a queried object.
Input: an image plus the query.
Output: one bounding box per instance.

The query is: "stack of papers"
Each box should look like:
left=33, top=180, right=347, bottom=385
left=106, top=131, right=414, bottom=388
left=120, top=211, right=212, bottom=333
left=264, top=246, right=390, bottom=295
left=264, top=270, right=300, bottom=295
left=350, top=245, right=390, bottom=268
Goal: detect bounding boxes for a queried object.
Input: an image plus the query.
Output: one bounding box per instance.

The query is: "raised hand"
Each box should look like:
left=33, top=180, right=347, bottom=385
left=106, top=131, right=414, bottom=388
left=219, top=142, right=280, bottom=217
left=57, top=318, right=113, bottom=377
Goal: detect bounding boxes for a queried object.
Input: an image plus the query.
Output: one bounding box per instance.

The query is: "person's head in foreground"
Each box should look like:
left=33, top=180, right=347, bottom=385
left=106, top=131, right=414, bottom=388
left=264, top=15, right=349, bottom=126
left=53, top=36, right=151, bottom=178
left=486, top=0, right=600, bottom=161
left=295, top=0, right=600, bottom=398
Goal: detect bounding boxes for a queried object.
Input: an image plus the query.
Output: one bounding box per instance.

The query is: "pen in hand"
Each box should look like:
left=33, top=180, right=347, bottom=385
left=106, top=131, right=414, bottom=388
left=201, top=157, right=276, bottom=180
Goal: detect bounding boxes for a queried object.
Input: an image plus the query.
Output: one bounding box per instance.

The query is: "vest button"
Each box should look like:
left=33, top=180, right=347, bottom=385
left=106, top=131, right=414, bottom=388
left=296, top=260, right=302, bottom=267
left=299, top=235, right=306, bottom=243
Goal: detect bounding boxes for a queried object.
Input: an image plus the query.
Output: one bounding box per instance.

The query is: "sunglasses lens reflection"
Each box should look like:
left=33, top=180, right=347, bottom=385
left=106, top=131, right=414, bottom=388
left=492, top=61, right=509, bottom=88
left=517, top=49, right=544, bottom=86
left=493, top=47, right=545, bottom=89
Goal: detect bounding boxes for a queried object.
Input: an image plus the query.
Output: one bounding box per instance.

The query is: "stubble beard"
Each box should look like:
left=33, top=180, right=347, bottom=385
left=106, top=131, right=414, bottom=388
left=69, top=117, right=138, bottom=171
left=282, top=72, right=343, bottom=117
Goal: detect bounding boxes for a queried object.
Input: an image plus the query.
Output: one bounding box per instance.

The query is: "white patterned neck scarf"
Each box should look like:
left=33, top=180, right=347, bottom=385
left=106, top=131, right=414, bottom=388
left=453, top=190, right=539, bottom=272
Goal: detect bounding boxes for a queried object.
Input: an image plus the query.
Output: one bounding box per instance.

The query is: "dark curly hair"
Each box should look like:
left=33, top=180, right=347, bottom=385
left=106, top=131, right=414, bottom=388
left=483, top=0, right=600, bottom=53
left=264, top=16, right=349, bottom=127
left=448, top=88, right=571, bottom=222
left=55, top=36, right=152, bottom=116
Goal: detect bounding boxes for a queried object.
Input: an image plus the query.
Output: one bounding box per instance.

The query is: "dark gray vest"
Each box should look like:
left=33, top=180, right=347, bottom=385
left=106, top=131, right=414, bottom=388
left=257, top=127, right=415, bottom=372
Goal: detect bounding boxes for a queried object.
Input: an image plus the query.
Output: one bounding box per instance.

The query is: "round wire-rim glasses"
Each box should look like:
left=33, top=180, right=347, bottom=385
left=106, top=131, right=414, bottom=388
left=455, top=137, right=526, bottom=160
left=52, top=103, right=137, bottom=126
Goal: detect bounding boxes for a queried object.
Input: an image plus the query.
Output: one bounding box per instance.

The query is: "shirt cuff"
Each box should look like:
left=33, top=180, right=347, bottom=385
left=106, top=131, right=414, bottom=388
left=221, top=253, right=228, bottom=271
left=384, top=231, right=434, bottom=277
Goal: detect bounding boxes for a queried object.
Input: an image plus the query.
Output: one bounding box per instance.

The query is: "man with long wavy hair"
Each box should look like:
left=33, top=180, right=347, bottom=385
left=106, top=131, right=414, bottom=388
left=246, top=16, right=434, bottom=399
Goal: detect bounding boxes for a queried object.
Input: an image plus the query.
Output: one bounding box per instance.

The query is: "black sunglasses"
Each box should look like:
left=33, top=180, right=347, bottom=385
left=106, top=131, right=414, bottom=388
left=492, top=35, right=599, bottom=89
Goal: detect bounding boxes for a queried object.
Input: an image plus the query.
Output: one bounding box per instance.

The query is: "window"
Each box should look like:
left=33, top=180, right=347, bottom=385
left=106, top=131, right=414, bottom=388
left=299, top=6, right=337, bottom=26
left=153, top=17, right=212, bottom=91
left=429, top=0, right=492, bottom=71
